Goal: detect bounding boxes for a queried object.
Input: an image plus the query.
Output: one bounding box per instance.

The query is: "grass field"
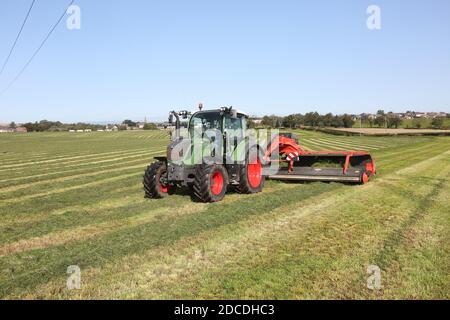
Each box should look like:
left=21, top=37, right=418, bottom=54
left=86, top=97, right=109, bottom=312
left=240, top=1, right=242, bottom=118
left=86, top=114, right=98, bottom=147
left=0, top=130, right=449, bottom=299
left=316, top=127, right=450, bottom=136
left=358, top=118, right=450, bottom=129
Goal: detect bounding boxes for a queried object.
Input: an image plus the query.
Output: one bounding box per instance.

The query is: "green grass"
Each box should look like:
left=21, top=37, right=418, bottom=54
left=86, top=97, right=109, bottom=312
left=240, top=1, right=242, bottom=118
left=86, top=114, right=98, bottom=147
left=0, top=130, right=449, bottom=299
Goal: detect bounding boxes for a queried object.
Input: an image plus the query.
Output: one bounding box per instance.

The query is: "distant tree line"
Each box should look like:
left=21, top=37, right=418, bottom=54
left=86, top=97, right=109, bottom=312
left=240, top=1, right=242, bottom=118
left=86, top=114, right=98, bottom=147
left=255, top=112, right=355, bottom=129
left=22, top=120, right=106, bottom=132
left=251, top=110, right=448, bottom=129
left=120, top=119, right=158, bottom=130
left=21, top=119, right=159, bottom=132
left=362, top=110, right=403, bottom=129
left=430, top=117, right=444, bottom=128
left=365, top=110, right=447, bottom=129
left=143, top=123, right=158, bottom=130
left=15, top=112, right=450, bottom=133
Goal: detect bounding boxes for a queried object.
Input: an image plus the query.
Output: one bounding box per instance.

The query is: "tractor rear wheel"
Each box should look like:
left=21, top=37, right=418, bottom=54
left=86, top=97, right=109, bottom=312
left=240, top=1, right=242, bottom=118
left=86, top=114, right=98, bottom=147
left=143, top=161, right=174, bottom=198
left=193, top=164, right=229, bottom=202
left=236, top=154, right=265, bottom=194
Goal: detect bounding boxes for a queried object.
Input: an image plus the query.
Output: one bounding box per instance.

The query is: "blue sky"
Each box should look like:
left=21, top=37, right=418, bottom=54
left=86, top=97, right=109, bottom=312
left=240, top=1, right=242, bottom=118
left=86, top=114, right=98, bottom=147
left=0, top=0, right=449, bottom=123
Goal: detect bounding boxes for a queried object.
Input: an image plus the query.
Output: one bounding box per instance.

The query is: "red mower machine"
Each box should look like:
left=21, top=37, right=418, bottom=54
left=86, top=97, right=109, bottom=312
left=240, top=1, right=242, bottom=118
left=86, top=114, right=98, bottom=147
left=264, top=133, right=376, bottom=184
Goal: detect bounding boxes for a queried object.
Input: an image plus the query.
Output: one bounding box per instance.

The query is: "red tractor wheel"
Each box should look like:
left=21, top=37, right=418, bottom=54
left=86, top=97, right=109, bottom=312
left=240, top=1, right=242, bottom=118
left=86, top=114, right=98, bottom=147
left=247, top=158, right=263, bottom=188
left=236, top=153, right=265, bottom=194
left=143, top=161, right=175, bottom=198
left=211, top=171, right=225, bottom=196
left=193, top=164, right=229, bottom=202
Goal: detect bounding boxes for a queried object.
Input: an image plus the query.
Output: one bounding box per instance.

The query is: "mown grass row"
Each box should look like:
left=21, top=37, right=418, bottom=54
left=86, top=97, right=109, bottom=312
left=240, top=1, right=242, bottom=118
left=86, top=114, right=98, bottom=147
left=0, top=131, right=168, bottom=164
left=0, top=149, right=165, bottom=191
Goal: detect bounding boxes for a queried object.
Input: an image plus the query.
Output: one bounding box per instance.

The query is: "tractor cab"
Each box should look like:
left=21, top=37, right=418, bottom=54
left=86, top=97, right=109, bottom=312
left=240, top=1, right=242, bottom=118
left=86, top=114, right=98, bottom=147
left=166, top=108, right=249, bottom=165
left=187, top=108, right=248, bottom=138
left=188, top=108, right=249, bottom=165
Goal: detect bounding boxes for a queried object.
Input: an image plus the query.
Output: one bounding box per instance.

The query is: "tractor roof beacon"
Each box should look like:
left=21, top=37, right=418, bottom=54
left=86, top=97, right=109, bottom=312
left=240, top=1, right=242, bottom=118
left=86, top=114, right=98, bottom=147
left=143, top=107, right=376, bottom=203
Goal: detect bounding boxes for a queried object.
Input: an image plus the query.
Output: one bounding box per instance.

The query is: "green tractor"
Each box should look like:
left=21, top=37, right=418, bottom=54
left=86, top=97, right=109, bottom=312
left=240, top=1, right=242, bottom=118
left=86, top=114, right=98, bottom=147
left=143, top=107, right=265, bottom=202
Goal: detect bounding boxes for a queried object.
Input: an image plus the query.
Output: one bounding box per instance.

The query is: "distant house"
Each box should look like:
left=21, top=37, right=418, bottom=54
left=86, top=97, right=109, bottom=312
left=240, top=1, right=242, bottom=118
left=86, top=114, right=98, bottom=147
left=14, top=127, right=27, bottom=133
left=0, top=126, right=14, bottom=133
left=0, top=126, right=27, bottom=133
left=427, top=112, right=447, bottom=118
left=415, top=112, right=426, bottom=118
left=360, top=113, right=376, bottom=120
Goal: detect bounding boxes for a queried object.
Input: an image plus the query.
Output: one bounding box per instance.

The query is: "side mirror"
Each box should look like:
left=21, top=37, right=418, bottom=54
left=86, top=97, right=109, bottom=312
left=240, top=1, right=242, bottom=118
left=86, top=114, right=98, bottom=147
left=168, top=114, right=173, bottom=124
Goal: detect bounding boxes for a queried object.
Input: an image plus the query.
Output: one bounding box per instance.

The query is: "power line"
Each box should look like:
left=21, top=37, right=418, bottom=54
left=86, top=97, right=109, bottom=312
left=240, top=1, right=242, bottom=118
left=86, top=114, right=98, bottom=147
left=0, top=0, right=36, bottom=77
left=0, top=0, right=75, bottom=96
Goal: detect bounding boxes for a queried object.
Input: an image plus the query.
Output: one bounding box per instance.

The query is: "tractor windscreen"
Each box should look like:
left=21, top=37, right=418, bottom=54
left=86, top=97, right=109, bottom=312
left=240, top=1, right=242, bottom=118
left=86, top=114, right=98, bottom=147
left=189, top=112, right=222, bottom=137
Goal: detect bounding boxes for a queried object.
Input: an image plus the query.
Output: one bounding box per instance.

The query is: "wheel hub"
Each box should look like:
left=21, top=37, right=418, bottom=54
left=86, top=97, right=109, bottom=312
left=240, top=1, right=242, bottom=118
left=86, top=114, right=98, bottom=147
left=211, top=171, right=224, bottom=195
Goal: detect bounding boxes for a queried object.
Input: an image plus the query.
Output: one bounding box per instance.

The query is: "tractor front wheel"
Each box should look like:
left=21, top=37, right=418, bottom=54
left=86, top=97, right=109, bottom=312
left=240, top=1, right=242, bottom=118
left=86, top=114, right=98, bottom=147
left=143, top=161, right=175, bottom=198
left=193, top=164, right=229, bottom=203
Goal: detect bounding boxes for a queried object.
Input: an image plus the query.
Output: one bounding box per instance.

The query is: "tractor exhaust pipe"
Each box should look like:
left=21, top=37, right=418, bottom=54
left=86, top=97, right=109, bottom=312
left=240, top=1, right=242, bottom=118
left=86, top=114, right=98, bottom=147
left=168, top=111, right=180, bottom=139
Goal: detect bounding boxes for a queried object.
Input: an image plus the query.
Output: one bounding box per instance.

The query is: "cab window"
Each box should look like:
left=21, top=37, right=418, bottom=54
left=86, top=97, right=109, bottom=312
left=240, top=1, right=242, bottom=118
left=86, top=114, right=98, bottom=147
left=224, top=115, right=246, bottom=140
left=189, top=112, right=222, bottom=138
left=224, top=115, right=246, bottom=131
